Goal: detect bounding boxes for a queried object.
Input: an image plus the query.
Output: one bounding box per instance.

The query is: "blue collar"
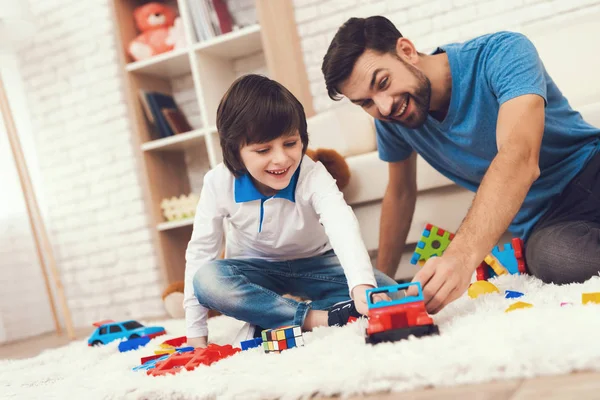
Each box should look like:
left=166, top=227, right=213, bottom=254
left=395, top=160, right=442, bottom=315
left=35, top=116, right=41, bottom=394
left=234, top=166, right=300, bottom=203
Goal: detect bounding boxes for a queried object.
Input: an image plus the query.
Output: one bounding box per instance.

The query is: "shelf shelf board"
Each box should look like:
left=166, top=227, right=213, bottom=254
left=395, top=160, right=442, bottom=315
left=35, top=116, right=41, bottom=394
left=193, top=25, right=262, bottom=59
left=157, top=218, right=194, bottom=231
left=141, top=127, right=216, bottom=152
left=125, top=48, right=191, bottom=78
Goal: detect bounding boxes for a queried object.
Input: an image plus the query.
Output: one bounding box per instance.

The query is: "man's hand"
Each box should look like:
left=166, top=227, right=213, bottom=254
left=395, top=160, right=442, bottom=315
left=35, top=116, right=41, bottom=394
left=352, top=284, right=392, bottom=316
left=407, top=255, right=472, bottom=314
left=186, top=336, right=208, bottom=348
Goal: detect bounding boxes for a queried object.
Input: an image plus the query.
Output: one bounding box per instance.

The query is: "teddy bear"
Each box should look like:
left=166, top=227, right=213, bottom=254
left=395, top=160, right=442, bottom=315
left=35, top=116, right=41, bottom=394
left=128, top=2, right=177, bottom=62
left=161, top=148, right=352, bottom=318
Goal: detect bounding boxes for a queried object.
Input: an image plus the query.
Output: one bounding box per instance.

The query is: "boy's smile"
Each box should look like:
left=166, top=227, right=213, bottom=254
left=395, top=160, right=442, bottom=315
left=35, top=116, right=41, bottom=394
left=239, top=131, right=303, bottom=196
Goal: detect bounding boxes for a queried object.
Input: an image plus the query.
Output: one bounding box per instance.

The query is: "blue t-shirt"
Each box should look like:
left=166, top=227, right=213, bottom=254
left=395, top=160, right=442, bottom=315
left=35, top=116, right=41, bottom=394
left=376, top=31, right=600, bottom=239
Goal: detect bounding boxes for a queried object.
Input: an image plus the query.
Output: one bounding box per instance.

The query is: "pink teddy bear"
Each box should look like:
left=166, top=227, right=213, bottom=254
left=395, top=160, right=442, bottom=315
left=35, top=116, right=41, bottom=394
left=128, top=2, right=177, bottom=61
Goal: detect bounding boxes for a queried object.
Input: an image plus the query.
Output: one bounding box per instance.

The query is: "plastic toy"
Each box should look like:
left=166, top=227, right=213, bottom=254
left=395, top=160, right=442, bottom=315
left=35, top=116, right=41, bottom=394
left=365, top=282, right=439, bottom=344
left=410, top=224, right=455, bottom=266
left=478, top=238, right=527, bottom=280
left=467, top=281, right=500, bottom=299
left=118, top=336, right=151, bottom=352
left=128, top=2, right=177, bottom=61
left=261, top=326, right=304, bottom=354
left=504, top=290, right=524, bottom=299
left=87, top=320, right=165, bottom=346
left=505, top=301, right=533, bottom=312
left=148, top=344, right=240, bottom=376
left=241, top=337, right=263, bottom=351
left=582, top=292, right=600, bottom=304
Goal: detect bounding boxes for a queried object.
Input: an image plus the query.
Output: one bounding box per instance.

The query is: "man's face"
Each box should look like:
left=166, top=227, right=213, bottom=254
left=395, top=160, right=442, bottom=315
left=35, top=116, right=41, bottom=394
left=339, top=49, right=431, bottom=129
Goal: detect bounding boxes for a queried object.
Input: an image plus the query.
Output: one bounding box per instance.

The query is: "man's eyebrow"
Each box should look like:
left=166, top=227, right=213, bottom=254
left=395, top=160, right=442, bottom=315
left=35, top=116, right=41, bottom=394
left=349, top=68, right=384, bottom=104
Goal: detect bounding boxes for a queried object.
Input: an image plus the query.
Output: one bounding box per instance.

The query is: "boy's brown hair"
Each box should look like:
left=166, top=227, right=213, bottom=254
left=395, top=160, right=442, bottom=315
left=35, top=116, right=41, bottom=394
left=216, top=74, right=309, bottom=177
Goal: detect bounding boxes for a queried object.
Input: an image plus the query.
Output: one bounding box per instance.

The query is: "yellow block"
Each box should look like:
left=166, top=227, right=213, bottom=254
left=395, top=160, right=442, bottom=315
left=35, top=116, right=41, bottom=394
left=505, top=301, right=533, bottom=313
left=159, top=343, right=175, bottom=349
left=483, top=254, right=508, bottom=276
left=154, top=348, right=175, bottom=355
left=468, top=280, right=500, bottom=299
left=276, top=330, right=286, bottom=340
left=582, top=292, right=600, bottom=304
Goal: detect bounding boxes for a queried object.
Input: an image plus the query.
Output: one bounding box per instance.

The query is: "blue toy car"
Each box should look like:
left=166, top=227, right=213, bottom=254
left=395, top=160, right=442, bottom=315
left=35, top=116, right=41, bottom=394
left=87, top=319, right=165, bottom=346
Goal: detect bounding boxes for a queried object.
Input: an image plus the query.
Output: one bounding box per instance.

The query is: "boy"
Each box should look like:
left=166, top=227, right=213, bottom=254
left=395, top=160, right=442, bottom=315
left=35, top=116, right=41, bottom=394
left=184, top=75, right=396, bottom=348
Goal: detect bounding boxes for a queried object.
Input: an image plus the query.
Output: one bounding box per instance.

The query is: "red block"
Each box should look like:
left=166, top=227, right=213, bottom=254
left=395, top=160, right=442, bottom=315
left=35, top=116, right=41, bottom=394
left=278, top=339, right=287, bottom=351
left=161, top=336, right=187, bottom=348
left=148, top=344, right=241, bottom=377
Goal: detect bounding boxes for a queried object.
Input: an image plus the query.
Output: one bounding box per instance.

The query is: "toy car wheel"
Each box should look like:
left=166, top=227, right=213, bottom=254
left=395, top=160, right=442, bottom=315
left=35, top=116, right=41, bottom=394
left=91, top=340, right=103, bottom=346
left=129, top=334, right=140, bottom=339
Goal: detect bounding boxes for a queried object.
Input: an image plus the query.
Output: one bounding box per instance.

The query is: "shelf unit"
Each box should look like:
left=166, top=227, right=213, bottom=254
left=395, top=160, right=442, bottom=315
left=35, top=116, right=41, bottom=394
left=111, top=0, right=314, bottom=285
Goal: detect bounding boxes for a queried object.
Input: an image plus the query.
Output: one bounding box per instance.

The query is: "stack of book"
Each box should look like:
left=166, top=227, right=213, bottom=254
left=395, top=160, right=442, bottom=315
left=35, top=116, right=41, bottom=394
left=187, top=0, right=234, bottom=42
left=139, top=90, right=192, bottom=139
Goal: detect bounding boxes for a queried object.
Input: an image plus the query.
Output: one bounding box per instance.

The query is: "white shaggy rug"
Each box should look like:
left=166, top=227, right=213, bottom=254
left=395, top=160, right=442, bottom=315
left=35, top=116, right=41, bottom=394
left=3, top=274, right=600, bottom=400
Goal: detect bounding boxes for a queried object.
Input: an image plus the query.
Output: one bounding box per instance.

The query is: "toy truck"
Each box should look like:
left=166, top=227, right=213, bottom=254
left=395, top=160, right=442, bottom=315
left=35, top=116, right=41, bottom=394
left=365, top=282, right=439, bottom=344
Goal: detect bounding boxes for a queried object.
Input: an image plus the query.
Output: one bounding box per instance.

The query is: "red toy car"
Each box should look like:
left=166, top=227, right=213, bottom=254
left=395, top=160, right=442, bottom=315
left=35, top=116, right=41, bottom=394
left=365, top=282, right=439, bottom=344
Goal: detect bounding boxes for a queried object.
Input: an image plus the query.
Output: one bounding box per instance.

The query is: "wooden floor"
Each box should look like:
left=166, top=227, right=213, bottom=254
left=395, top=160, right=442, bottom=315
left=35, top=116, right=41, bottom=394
left=2, top=331, right=599, bottom=399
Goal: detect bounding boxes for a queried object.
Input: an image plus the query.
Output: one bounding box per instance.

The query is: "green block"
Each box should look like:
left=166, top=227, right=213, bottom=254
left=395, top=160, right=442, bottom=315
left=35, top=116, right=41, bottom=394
left=410, top=224, right=454, bottom=266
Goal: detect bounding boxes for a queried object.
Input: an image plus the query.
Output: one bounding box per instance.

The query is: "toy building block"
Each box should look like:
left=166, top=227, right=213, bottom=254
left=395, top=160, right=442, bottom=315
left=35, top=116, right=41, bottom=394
left=118, top=335, right=151, bottom=352
left=560, top=302, right=573, bottom=307
left=133, top=354, right=169, bottom=372
left=582, top=292, right=600, bottom=304
left=410, top=224, right=455, bottom=266
left=485, top=238, right=527, bottom=275
left=504, top=290, right=524, bottom=299
left=365, top=282, right=439, bottom=345
left=476, top=261, right=489, bottom=281
left=261, top=326, right=304, bottom=354
left=161, top=336, right=187, bottom=348
left=468, top=281, right=500, bottom=299
left=148, top=344, right=240, bottom=376
left=141, top=353, right=166, bottom=365
left=505, top=301, right=533, bottom=313
left=241, top=337, right=263, bottom=351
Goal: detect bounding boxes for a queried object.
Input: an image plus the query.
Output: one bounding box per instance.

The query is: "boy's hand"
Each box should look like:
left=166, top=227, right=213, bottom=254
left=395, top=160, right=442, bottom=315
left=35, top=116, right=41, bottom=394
left=186, top=336, right=208, bottom=348
left=352, top=284, right=391, bottom=316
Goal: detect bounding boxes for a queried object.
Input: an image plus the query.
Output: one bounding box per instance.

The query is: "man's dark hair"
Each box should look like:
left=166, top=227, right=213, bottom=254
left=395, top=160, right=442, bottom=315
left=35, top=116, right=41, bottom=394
left=216, top=74, right=308, bottom=177
left=322, top=16, right=402, bottom=101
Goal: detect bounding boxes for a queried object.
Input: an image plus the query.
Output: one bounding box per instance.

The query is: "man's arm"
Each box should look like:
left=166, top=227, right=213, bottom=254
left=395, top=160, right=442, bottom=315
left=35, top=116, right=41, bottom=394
left=412, top=94, right=544, bottom=312
left=376, top=152, right=417, bottom=278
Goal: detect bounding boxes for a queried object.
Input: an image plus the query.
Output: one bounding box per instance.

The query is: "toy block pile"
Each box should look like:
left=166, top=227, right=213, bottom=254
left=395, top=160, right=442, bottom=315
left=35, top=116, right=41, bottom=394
left=410, top=223, right=528, bottom=281
left=160, top=193, right=200, bottom=221
left=262, top=326, right=304, bottom=354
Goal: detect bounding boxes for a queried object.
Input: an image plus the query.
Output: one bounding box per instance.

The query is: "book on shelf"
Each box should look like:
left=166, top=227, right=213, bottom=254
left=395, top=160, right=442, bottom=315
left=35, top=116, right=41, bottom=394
left=187, top=0, right=234, bottom=42
left=139, top=90, right=188, bottom=139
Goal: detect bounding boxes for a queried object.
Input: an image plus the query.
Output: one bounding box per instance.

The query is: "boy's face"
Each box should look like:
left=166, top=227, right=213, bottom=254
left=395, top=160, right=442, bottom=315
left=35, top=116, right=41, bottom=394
left=239, top=131, right=303, bottom=196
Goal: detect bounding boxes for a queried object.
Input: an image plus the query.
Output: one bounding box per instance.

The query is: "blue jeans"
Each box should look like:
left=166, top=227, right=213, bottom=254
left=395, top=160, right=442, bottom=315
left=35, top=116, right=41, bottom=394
left=193, top=250, right=397, bottom=329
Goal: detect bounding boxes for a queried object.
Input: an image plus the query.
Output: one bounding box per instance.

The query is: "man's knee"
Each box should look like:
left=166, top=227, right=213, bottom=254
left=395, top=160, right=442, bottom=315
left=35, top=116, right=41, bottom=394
left=526, top=222, right=600, bottom=284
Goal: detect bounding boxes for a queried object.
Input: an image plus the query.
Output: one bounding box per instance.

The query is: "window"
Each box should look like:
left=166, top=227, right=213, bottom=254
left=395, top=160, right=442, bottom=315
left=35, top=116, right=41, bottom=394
left=109, top=325, right=123, bottom=333
left=99, top=326, right=108, bottom=335
left=122, top=321, right=143, bottom=330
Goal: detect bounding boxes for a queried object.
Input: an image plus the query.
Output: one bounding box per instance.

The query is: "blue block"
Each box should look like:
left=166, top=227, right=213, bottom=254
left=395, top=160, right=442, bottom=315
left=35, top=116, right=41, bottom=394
left=423, top=229, right=430, bottom=238
left=132, top=354, right=169, bottom=371
left=284, top=328, right=294, bottom=339
left=241, top=337, right=263, bottom=351
left=286, top=337, right=296, bottom=348
left=118, top=336, right=151, bottom=353
left=176, top=346, right=194, bottom=353
left=417, top=241, right=425, bottom=249
left=491, top=243, right=520, bottom=275
left=410, top=253, right=421, bottom=265
left=505, top=290, right=524, bottom=299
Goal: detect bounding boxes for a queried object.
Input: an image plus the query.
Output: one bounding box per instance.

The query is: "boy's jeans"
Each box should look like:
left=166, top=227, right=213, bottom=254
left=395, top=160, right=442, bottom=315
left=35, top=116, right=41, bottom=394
left=193, top=250, right=397, bottom=329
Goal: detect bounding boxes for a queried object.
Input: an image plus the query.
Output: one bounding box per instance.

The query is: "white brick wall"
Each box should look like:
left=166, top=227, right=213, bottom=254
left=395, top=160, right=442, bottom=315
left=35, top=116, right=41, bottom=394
left=293, top=0, right=600, bottom=113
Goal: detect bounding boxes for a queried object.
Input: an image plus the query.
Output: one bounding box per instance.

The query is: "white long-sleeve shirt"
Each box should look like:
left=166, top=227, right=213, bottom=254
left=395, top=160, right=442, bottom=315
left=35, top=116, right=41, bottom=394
left=184, top=155, right=377, bottom=338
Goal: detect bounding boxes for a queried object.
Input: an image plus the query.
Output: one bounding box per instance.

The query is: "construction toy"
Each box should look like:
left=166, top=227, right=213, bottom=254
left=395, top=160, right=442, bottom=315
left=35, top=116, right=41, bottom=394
left=410, top=224, right=455, bottom=266
left=582, top=292, right=600, bottom=304
left=133, top=354, right=169, bottom=372
left=478, top=238, right=527, bottom=280
left=141, top=353, right=166, bottom=365
left=87, top=320, right=165, bottom=346
left=118, top=335, right=151, bottom=352
left=148, top=344, right=240, bottom=376
left=560, top=302, right=572, bottom=307
left=160, top=193, right=199, bottom=221
left=505, top=301, right=533, bottom=312
left=241, top=337, right=263, bottom=351
left=468, top=281, right=500, bottom=299
left=261, top=326, right=304, bottom=354
left=365, top=282, right=439, bottom=345
left=161, top=336, right=187, bottom=347
left=504, top=290, right=524, bottom=299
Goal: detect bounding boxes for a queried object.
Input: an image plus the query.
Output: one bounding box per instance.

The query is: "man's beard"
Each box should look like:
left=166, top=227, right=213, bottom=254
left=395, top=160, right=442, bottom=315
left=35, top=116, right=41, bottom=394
left=390, top=56, right=432, bottom=129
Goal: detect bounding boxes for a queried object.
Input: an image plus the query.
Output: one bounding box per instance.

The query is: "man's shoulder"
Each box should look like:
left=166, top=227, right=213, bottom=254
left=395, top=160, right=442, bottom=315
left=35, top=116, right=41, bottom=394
left=443, top=31, right=532, bottom=53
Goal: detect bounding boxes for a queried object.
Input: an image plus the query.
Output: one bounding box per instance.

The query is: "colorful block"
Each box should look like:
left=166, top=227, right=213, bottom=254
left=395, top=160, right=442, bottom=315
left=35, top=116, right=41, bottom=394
left=410, top=223, right=455, bottom=266
left=582, top=292, right=600, bottom=304
left=505, top=301, right=533, bottom=313
left=261, top=325, right=304, bottom=354
left=477, top=238, right=528, bottom=281
left=505, top=290, right=524, bottom=299
left=468, top=281, right=500, bottom=299
left=241, top=337, right=263, bottom=351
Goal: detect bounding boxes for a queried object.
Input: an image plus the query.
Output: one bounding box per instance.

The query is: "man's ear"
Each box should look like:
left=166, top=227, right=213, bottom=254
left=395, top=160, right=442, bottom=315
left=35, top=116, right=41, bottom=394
left=395, top=37, right=419, bottom=64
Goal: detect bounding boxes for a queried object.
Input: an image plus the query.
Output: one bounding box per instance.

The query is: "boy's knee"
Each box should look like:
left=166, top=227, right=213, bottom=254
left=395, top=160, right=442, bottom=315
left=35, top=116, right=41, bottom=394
left=193, top=260, right=228, bottom=305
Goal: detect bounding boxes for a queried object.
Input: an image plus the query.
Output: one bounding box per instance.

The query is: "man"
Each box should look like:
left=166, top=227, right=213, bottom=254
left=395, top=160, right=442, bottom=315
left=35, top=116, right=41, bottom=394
left=321, top=16, right=600, bottom=313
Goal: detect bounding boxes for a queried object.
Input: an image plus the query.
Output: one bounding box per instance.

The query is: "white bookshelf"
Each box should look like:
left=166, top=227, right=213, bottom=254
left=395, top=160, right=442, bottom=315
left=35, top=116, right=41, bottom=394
left=112, top=0, right=314, bottom=284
